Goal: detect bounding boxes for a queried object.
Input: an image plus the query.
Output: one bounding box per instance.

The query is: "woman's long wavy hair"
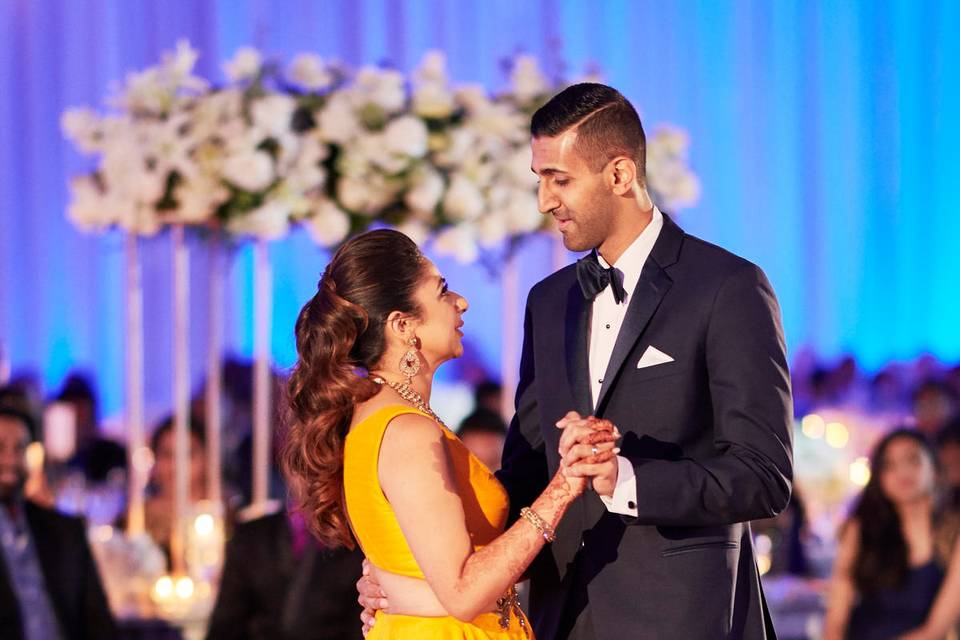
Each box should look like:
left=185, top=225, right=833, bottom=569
left=282, top=229, right=426, bottom=548
left=850, top=428, right=938, bottom=594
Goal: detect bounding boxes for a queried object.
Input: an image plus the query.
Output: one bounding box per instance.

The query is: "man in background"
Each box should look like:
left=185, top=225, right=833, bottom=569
left=0, top=400, right=116, bottom=640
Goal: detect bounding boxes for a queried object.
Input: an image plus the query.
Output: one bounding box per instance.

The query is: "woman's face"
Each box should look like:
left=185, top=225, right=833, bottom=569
left=153, top=429, right=206, bottom=495
left=410, top=260, right=468, bottom=368
left=878, top=436, right=936, bottom=505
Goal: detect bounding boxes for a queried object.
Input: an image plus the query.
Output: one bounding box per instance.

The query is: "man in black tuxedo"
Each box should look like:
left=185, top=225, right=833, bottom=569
left=206, top=509, right=364, bottom=640
left=0, top=404, right=117, bottom=640
left=359, top=83, right=792, bottom=639
left=493, top=83, right=793, bottom=639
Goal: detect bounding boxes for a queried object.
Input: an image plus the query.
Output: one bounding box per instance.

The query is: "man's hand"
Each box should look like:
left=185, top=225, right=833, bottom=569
left=556, top=412, right=621, bottom=497
left=357, top=559, right=388, bottom=637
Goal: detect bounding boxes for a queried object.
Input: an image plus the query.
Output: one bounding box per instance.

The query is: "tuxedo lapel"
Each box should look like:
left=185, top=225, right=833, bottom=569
left=564, top=281, right=593, bottom=416
left=595, top=214, right=684, bottom=414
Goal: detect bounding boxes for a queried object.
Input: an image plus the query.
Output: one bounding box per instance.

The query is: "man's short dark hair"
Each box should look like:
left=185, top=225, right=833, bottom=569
left=0, top=405, right=37, bottom=442
left=531, top=83, right=646, bottom=177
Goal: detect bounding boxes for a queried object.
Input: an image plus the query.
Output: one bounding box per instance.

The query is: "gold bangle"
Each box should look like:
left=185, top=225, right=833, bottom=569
left=520, top=507, right=556, bottom=543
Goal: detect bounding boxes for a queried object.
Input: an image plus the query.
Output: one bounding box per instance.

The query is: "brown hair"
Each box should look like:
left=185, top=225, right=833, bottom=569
left=282, top=229, right=426, bottom=548
left=531, top=82, right=646, bottom=177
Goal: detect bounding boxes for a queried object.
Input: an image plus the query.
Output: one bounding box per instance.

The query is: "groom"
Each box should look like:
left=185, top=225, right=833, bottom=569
left=362, top=83, right=793, bottom=639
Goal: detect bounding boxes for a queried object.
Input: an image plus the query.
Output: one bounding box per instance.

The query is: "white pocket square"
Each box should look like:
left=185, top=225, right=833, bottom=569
left=637, top=346, right=674, bottom=369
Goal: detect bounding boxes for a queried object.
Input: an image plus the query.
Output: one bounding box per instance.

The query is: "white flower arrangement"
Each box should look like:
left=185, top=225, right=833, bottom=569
left=62, top=40, right=700, bottom=259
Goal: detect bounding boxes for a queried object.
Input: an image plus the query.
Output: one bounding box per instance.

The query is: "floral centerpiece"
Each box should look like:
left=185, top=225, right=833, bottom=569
left=62, top=41, right=699, bottom=261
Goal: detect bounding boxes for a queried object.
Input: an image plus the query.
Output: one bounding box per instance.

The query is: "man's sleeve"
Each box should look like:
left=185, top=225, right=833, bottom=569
left=496, top=296, right=550, bottom=525
left=624, top=263, right=794, bottom=526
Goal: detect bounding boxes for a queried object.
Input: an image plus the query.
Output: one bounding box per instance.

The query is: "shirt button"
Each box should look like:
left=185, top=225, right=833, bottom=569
left=628, top=501, right=636, bottom=510
left=598, top=379, right=604, bottom=384
left=605, top=324, right=611, bottom=329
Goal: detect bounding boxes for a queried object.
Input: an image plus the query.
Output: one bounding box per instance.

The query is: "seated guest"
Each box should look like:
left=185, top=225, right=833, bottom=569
left=206, top=508, right=363, bottom=640
left=936, top=418, right=960, bottom=511
left=456, top=408, right=507, bottom=472
left=913, top=380, right=958, bottom=439
left=0, top=403, right=116, bottom=640
left=145, top=416, right=210, bottom=557
left=59, top=373, right=126, bottom=484
left=823, top=429, right=960, bottom=639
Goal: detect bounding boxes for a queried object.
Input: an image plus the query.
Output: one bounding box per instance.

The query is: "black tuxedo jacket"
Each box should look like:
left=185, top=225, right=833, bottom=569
left=497, top=214, right=793, bottom=639
left=206, top=512, right=364, bottom=640
left=0, top=501, right=116, bottom=640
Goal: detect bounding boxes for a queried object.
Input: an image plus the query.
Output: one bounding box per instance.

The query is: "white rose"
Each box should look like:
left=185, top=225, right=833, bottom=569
left=404, top=167, right=444, bottom=214
left=222, top=150, right=275, bottom=192
left=650, top=126, right=690, bottom=157
left=413, top=83, right=456, bottom=119
left=288, top=53, right=333, bottom=91
left=304, top=200, right=351, bottom=247
left=355, top=67, right=405, bottom=113
left=393, top=220, right=431, bottom=245
left=469, top=102, right=527, bottom=141
left=316, top=95, right=361, bottom=144
left=61, top=108, right=103, bottom=153
left=226, top=199, right=291, bottom=240
left=435, top=127, right=477, bottom=167
left=414, top=50, right=448, bottom=85
left=383, top=116, right=429, bottom=159
left=432, top=224, right=479, bottom=264
left=477, top=212, right=508, bottom=247
left=510, top=55, right=548, bottom=103
left=454, top=84, right=490, bottom=113
left=66, top=176, right=114, bottom=230
left=223, top=47, right=262, bottom=82
left=443, top=174, right=485, bottom=222
left=505, top=146, right=536, bottom=189
left=251, top=94, right=296, bottom=139
left=337, top=176, right=371, bottom=213
left=504, top=190, right=542, bottom=234
left=173, top=176, right=229, bottom=224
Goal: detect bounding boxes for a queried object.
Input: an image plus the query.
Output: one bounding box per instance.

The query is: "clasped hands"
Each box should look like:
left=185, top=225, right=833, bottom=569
left=556, top=411, right=622, bottom=498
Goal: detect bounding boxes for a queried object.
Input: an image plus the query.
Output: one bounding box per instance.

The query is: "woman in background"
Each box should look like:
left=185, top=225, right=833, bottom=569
left=824, top=429, right=960, bottom=639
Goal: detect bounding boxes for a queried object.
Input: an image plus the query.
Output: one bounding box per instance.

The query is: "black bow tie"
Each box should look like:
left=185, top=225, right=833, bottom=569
left=576, top=252, right=626, bottom=303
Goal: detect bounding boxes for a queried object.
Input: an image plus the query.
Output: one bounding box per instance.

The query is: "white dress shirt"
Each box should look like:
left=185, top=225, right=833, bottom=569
left=588, top=207, right=664, bottom=517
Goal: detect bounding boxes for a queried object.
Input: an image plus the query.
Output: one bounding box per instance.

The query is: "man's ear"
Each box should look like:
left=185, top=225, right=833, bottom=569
left=607, top=157, right=637, bottom=196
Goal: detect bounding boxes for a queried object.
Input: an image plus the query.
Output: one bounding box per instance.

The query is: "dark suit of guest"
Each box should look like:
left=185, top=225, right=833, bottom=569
left=497, top=213, right=793, bottom=639
left=206, top=512, right=364, bottom=640
left=0, top=501, right=117, bottom=640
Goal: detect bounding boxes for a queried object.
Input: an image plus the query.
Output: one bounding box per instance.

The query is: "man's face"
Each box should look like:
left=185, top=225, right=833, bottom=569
left=0, top=416, right=29, bottom=502
left=531, top=129, right=613, bottom=252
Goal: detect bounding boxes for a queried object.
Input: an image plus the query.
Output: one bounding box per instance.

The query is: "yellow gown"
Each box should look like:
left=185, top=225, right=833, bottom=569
left=343, top=404, right=532, bottom=639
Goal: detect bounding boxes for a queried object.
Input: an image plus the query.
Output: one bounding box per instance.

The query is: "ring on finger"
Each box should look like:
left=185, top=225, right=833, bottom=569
left=591, top=445, right=599, bottom=456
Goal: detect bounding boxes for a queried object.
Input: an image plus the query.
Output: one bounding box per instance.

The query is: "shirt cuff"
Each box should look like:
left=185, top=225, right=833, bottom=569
left=598, top=455, right=638, bottom=517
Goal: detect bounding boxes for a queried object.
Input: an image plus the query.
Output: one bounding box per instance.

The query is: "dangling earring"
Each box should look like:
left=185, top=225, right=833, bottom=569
left=399, top=336, right=421, bottom=384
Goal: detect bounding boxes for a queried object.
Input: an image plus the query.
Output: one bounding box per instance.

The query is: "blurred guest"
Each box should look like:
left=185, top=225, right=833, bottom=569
left=912, top=380, right=958, bottom=438
left=456, top=408, right=507, bottom=472
left=823, top=429, right=960, bottom=639
left=751, top=492, right=811, bottom=577
left=936, top=418, right=960, bottom=511
left=0, top=404, right=116, bottom=640
left=206, top=508, right=363, bottom=640
left=59, top=373, right=126, bottom=483
left=472, top=379, right=502, bottom=415
left=145, top=416, right=209, bottom=556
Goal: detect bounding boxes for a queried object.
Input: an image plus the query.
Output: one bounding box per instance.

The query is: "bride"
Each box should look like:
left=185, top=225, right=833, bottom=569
left=282, top=229, right=619, bottom=638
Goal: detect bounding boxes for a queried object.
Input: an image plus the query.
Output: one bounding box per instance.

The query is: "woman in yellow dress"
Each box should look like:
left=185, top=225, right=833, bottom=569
left=282, top=230, right=618, bottom=639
